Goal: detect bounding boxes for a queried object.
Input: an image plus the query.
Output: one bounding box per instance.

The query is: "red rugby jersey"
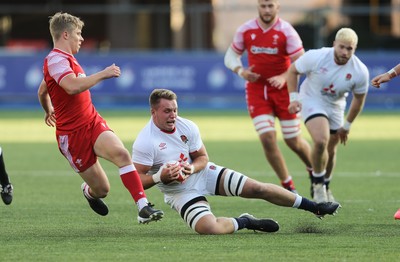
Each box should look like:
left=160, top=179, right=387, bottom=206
left=43, top=49, right=97, bottom=133
left=231, top=18, right=303, bottom=83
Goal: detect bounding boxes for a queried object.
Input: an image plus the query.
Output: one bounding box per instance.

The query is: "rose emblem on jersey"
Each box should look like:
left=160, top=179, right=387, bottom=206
left=180, top=135, right=188, bottom=144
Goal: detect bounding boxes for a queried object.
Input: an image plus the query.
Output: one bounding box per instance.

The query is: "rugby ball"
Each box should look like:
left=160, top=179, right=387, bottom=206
left=166, top=160, right=187, bottom=183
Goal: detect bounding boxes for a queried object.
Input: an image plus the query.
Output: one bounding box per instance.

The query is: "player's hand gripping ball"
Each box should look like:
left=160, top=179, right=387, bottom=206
left=166, top=160, right=187, bottom=184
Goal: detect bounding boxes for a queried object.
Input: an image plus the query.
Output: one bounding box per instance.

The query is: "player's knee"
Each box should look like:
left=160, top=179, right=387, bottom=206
left=314, top=139, right=328, bottom=153
left=113, top=147, right=131, bottom=164
left=91, top=184, right=110, bottom=198
left=195, top=222, right=219, bottom=235
left=244, top=180, right=266, bottom=197
left=284, top=136, right=300, bottom=150
left=194, top=216, right=228, bottom=235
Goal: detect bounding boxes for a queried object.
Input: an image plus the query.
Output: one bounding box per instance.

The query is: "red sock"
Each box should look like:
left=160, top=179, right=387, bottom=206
left=119, top=165, right=147, bottom=202
left=281, top=178, right=295, bottom=190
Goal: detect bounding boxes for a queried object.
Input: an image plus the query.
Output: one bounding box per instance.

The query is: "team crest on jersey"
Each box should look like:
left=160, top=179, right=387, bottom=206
left=320, top=67, right=328, bottom=74
left=159, top=142, right=167, bottom=150
left=346, top=73, right=352, bottom=80
left=209, top=165, right=216, bottom=170
left=251, top=33, right=256, bottom=40
left=272, top=34, right=279, bottom=45
left=180, top=135, right=188, bottom=144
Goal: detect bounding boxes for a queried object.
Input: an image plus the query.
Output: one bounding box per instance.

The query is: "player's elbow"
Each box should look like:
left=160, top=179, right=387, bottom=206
left=224, top=47, right=241, bottom=71
left=37, top=87, right=46, bottom=98
left=223, top=51, right=230, bottom=68
left=64, top=86, right=82, bottom=95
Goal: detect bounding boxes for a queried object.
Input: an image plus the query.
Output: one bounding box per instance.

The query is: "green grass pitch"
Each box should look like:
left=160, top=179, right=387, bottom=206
left=0, top=110, right=399, bottom=261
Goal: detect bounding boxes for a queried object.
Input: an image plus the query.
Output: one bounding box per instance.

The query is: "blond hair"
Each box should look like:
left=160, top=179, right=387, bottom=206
left=335, top=28, right=358, bottom=46
left=49, top=12, right=84, bottom=42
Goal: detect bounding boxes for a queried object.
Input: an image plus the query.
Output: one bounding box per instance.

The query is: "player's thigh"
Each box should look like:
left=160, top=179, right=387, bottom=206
left=305, top=116, right=330, bottom=143
left=94, top=131, right=130, bottom=163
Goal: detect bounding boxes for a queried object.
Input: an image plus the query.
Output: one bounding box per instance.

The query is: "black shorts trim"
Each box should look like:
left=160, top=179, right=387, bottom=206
left=214, top=167, right=226, bottom=195
left=304, top=113, right=337, bottom=134
left=304, top=113, right=328, bottom=124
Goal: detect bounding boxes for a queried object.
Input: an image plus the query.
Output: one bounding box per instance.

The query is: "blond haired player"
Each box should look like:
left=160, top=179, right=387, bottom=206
left=287, top=28, right=369, bottom=203
left=37, top=12, right=163, bottom=223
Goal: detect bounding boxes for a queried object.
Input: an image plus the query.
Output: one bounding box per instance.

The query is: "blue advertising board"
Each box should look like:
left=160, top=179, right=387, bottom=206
left=0, top=50, right=399, bottom=110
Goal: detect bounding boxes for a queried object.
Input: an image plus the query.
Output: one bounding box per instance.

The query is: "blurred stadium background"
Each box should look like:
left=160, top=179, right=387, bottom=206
left=0, top=0, right=399, bottom=110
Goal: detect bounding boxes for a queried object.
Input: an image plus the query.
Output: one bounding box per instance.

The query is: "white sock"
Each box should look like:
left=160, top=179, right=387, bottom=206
left=312, top=170, right=326, bottom=178
left=81, top=182, right=94, bottom=199
left=292, top=194, right=302, bottom=208
left=137, top=198, right=148, bottom=211
left=231, top=218, right=239, bottom=232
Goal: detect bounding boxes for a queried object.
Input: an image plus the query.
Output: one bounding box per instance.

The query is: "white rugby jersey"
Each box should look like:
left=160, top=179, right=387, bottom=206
left=132, top=116, right=203, bottom=194
left=295, top=47, right=369, bottom=108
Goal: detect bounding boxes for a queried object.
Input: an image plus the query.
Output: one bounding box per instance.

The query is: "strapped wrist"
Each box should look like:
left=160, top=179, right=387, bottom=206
left=289, top=92, right=299, bottom=103
left=152, top=165, right=165, bottom=184
left=237, top=67, right=244, bottom=78
left=152, top=172, right=161, bottom=184
left=343, top=120, right=351, bottom=131
left=387, top=68, right=397, bottom=79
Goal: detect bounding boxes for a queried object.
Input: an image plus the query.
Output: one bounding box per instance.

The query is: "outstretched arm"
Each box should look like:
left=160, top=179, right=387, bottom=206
left=371, top=63, right=400, bottom=88
left=60, top=63, right=121, bottom=95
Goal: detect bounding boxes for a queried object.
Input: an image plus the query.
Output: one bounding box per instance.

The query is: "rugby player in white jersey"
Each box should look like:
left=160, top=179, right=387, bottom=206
left=287, top=28, right=369, bottom=203
left=131, top=88, right=340, bottom=235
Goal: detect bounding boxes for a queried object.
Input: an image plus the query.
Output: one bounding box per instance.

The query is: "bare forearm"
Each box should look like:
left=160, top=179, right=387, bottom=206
left=61, top=64, right=120, bottom=95
left=37, top=80, right=52, bottom=113
left=191, top=155, right=208, bottom=174
left=346, top=94, right=366, bottom=123
left=62, top=71, right=109, bottom=94
left=139, top=173, right=157, bottom=190
left=286, top=68, right=299, bottom=93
